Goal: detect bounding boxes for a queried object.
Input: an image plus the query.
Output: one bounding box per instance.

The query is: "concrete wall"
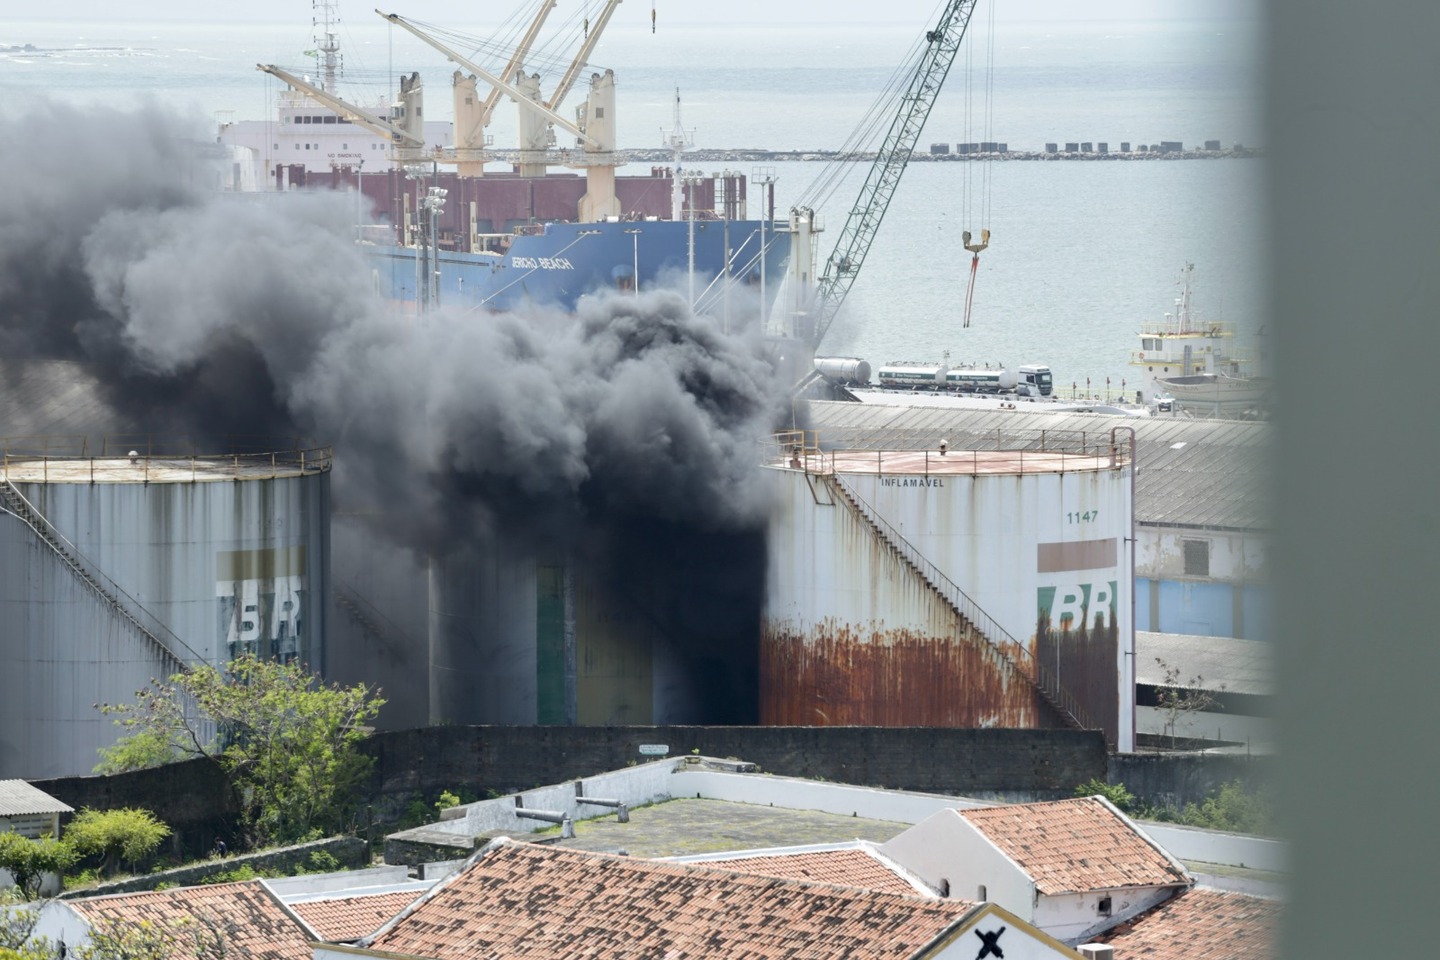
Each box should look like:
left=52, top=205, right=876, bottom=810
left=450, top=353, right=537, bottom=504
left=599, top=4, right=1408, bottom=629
left=1107, top=752, right=1275, bottom=812
left=33, top=758, right=237, bottom=861
left=359, top=726, right=1108, bottom=813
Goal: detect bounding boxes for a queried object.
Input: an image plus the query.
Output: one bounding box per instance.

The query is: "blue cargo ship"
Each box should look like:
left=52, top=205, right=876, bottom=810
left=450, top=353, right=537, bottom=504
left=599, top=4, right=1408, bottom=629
left=369, top=216, right=792, bottom=312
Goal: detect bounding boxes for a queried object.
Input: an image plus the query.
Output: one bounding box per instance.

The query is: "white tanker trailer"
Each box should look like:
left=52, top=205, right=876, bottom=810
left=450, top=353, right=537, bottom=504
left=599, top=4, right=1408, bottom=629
left=875, top=361, right=1054, bottom=397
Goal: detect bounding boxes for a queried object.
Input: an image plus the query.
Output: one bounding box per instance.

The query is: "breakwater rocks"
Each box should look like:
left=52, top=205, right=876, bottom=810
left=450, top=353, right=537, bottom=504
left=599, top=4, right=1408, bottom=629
left=606, top=145, right=1263, bottom=163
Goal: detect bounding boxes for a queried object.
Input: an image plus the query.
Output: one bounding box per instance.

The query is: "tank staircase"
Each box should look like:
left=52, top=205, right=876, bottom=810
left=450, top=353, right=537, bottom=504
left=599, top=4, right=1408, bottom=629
left=334, top=580, right=419, bottom=665
left=822, top=473, right=1095, bottom=732
left=0, top=479, right=199, bottom=674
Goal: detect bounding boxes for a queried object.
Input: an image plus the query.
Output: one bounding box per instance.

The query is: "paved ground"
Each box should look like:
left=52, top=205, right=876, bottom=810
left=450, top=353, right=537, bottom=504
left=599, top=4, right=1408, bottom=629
left=536, top=798, right=909, bottom=858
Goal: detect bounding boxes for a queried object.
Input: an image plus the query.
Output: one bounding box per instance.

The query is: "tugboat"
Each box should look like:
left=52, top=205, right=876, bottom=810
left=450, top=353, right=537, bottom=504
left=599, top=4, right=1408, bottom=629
left=1130, top=263, right=1269, bottom=416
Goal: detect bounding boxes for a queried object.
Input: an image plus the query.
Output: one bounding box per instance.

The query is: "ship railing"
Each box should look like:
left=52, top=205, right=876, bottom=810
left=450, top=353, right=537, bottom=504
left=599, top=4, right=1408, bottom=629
left=0, top=435, right=333, bottom=483
left=826, top=473, right=1096, bottom=733
left=1136, top=319, right=1237, bottom=337
left=764, top=428, right=1131, bottom=476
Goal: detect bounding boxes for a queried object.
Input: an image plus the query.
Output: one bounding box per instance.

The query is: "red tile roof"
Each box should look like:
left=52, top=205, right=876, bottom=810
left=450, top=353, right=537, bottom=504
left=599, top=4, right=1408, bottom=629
left=366, top=840, right=975, bottom=960
left=290, top=890, right=422, bottom=943
left=700, top=847, right=930, bottom=896
left=69, top=881, right=310, bottom=960
left=960, top=797, right=1190, bottom=895
left=1094, top=887, right=1281, bottom=960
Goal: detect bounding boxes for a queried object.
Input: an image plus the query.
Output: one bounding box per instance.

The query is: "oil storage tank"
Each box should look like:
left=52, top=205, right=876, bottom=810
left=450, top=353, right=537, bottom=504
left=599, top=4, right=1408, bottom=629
left=762, top=428, right=1135, bottom=750
left=0, top=437, right=331, bottom=779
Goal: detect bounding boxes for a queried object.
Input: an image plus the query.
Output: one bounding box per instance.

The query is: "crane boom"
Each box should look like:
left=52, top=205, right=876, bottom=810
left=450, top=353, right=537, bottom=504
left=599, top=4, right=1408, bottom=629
left=806, top=0, right=982, bottom=349
left=376, top=10, right=599, bottom=149
left=483, top=0, right=557, bottom=124
left=256, top=63, right=424, bottom=147
left=546, top=0, right=622, bottom=111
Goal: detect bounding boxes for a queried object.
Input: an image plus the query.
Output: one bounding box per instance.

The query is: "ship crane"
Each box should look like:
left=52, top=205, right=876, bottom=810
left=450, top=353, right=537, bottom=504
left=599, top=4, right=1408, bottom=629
left=802, top=0, right=983, bottom=350
left=255, top=63, right=428, bottom=160
left=377, top=8, right=620, bottom=219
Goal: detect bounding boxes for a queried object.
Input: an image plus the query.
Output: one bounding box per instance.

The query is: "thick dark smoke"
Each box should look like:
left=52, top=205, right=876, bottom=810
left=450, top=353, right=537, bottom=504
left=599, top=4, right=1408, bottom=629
left=1, top=99, right=782, bottom=722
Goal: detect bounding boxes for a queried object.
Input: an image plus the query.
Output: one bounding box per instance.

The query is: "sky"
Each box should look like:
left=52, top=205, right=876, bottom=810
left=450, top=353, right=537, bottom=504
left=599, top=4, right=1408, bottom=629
left=27, top=0, right=1260, bottom=25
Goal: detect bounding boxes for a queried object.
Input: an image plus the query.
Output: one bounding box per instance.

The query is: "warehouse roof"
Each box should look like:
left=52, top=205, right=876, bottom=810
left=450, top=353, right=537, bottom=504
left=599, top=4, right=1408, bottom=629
left=0, top=358, right=119, bottom=438
left=799, top=400, right=1270, bottom=530
left=1138, top=631, right=1272, bottom=697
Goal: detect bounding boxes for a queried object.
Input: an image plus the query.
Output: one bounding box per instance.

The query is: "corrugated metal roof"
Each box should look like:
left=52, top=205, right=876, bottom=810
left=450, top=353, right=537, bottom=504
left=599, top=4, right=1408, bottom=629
left=0, top=358, right=120, bottom=439
left=1137, top=632, right=1271, bottom=697
left=799, top=401, right=1270, bottom=530
left=0, top=779, right=74, bottom=817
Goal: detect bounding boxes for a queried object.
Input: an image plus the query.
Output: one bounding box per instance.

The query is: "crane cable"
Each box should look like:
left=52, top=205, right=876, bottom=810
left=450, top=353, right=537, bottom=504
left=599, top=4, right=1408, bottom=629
left=961, top=0, right=996, bottom=329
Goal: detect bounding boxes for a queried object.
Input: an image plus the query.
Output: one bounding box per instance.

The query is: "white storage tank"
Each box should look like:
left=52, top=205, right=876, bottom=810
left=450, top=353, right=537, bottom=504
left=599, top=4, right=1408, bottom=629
left=763, top=429, right=1135, bottom=750
left=0, top=438, right=331, bottom=779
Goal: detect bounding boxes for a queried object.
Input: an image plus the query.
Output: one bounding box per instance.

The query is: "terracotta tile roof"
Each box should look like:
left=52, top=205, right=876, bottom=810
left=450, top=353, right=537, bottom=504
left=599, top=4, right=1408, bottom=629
left=699, top=847, right=931, bottom=896
left=69, top=881, right=310, bottom=960
left=290, top=890, right=422, bottom=943
left=1094, top=887, right=1281, bottom=960
left=366, top=840, right=975, bottom=960
left=960, top=797, right=1189, bottom=895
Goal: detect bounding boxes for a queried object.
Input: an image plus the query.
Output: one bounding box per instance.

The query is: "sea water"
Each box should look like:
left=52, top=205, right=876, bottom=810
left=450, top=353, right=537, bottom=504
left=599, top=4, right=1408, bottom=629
left=0, top=13, right=1264, bottom=391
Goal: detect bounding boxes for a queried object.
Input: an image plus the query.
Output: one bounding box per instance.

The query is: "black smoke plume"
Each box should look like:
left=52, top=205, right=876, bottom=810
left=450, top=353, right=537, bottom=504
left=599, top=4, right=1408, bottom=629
left=0, top=99, right=781, bottom=723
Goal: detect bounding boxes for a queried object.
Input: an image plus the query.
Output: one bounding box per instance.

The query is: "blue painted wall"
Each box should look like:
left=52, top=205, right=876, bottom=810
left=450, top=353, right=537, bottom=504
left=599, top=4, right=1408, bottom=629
left=1138, top=578, right=1271, bottom=641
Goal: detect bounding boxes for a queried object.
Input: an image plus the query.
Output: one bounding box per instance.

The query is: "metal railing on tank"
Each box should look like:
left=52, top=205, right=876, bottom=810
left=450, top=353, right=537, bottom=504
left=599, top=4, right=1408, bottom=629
left=765, top=428, right=1131, bottom=476
left=1, top=435, right=333, bottom=483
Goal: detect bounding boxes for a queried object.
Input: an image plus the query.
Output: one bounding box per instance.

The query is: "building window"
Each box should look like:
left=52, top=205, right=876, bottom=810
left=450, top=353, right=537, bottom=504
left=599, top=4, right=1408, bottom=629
left=1183, top=539, right=1210, bottom=577
left=1098, top=896, right=1113, bottom=916
left=976, top=884, right=986, bottom=901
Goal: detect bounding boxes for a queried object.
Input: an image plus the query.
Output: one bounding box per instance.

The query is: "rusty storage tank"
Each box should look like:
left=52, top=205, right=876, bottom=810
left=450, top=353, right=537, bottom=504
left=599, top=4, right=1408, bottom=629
left=0, top=437, right=331, bottom=779
left=762, top=428, right=1135, bottom=750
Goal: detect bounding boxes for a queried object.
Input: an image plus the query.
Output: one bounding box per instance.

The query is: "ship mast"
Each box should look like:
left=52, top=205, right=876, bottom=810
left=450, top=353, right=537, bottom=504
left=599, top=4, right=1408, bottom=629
left=665, top=88, right=692, bottom=222
left=313, top=0, right=342, bottom=95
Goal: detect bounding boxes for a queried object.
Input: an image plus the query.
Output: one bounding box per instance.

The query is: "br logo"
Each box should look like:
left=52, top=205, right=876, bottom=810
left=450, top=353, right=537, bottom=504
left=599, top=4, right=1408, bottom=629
left=1037, top=580, right=1118, bottom=632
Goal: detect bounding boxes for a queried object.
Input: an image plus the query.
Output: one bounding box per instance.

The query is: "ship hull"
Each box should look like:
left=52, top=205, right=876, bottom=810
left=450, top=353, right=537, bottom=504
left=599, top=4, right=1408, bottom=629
left=372, top=219, right=791, bottom=312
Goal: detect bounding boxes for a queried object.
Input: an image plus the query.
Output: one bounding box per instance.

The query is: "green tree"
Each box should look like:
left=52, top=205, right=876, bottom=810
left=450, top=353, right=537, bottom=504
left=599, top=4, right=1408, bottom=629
left=63, top=808, right=172, bottom=878
left=1176, top=780, right=1274, bottom=836
left=97, top=655, right=385, bottom=848
left=0, top=833, right=77, bottom=901
left=1072, top=778, right=1139, bottom=815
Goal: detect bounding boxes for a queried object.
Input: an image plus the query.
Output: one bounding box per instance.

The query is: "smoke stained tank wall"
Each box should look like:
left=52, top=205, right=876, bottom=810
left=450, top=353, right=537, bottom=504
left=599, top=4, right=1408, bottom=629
left=425, top=525, right=764, bottom=726
left=327, top=513, right=431, bottom=730
left=761, top=437, right=1133, bottom=749
left=0, top=443, right=331, bottom=779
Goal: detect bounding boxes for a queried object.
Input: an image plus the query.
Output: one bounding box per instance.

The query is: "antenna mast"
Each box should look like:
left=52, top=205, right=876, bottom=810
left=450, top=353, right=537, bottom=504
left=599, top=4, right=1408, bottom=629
left=313, top=0, right=342, bottom=95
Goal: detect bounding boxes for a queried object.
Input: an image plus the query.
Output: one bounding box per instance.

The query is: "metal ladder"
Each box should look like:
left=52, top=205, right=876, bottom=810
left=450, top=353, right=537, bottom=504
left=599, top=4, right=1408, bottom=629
left=0, top=479, right=198, bottom=674
left=822, top=473, right=1094, bottom=732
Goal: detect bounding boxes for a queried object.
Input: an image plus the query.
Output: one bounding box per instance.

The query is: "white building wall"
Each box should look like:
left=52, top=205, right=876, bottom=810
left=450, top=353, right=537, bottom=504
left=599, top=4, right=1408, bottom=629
left=1138, top=527, right=1266, bottom=583
left=878, top=809, right=1036, bottom=918
left=1032, top=886, right=1175, bottom=944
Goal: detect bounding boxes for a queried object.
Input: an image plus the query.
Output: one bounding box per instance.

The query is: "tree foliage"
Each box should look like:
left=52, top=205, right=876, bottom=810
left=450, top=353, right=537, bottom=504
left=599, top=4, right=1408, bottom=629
left=97, top=655, right=385, bottom=847
left=63, top=809, right=171, bottom=878
left=0, top=891, right=52, bottom=959
left=1072, top=778, right=1139, bottom=814
left=0, top=834, right=76, bottom=901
